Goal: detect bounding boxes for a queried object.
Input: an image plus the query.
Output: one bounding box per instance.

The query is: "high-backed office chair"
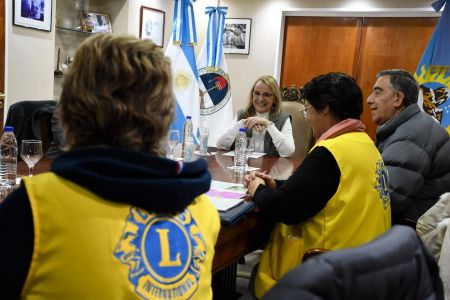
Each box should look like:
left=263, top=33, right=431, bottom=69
left=263, top=225, right=444, bottom=300
left=5, top=100, right=56, bottom=157
left=281, top=101, right=313, bottom=159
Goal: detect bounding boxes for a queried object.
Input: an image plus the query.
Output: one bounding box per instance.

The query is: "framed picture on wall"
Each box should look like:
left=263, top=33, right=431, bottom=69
left=139, top=6, right=165, bottom=47
left=223, top=18, right=252, bottom=55
left=80, top=12, right=112, bottom=33
left=13, top=0, right=52, bottom=31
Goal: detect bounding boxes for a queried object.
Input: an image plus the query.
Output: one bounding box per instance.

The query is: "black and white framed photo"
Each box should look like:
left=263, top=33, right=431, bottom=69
left=223, top=18, right=252, bottom=55
left=13, top=0, right=52, bottom=31
left=139, top=6, right=165, bottom=47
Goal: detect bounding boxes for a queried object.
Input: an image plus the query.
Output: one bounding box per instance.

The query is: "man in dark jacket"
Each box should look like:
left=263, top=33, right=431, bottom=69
left=367, top=69, right=450, bottom=222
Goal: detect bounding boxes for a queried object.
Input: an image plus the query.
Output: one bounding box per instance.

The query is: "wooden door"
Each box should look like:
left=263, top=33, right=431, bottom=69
left=0, top=0, right=4, bottom=130
left=281, top=16, right=438, bottom=140
left=357, top=17, right=438, bottom=138
left=280, top=17, right=362, bottom=88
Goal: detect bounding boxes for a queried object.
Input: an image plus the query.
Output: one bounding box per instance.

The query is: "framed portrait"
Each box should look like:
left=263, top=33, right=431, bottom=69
left=139, top=6, right=165, bottom=47
left=13, top=0, right=52, bottom=31
left=223, top=18, right=252, bottom=55
left=80, top=12, right=112, bottom=33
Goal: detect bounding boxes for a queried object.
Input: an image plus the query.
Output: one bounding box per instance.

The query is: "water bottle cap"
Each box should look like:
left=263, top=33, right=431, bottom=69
left=239, top=128, right=246, bottom=132
left=186, top=116, right=192, bottom=119
left=4, top=126, right=14, bottom=132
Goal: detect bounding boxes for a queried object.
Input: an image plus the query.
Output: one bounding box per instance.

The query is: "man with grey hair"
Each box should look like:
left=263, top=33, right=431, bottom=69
left=367, top=69, right=450, bottom=223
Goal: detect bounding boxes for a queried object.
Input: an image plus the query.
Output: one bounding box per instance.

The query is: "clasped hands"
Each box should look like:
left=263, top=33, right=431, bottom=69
left=243, top=116, right=271, bottom=132
left=244, top=171, right=276, bottom=200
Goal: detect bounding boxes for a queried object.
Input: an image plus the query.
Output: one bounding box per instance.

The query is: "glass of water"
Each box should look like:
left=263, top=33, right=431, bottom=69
left=168, top=130, right=180, bottom=159
left=198, top=127, right=209, bottom=156
left=20, top=140, right=43, bottom=176
left=246, top=138, right=255, bottom=167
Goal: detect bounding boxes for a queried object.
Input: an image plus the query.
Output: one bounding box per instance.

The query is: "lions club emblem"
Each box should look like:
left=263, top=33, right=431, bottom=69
left=114, top=208, right=206, bottom=299
left=375, top=160, right=390, bottom=209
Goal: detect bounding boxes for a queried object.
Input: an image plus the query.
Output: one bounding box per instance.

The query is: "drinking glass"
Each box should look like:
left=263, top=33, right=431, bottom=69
left=198, top=127, right=209, bottom=156
left=20, top=140, right=43, bottom=177
left=168, top=130, right=180, bottom=159
left=246, top=138, right=255, bottom=167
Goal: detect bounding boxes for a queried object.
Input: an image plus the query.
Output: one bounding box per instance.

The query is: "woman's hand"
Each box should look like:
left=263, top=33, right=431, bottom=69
left=243, top=117, right=271, bottom=131
left=244, top=171, right=276, bottom=197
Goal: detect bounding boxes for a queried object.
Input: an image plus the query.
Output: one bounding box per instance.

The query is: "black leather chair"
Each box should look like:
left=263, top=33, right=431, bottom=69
left=5, top=100, right=56, bottom=157
left=264, top=225, right=444, bottom=300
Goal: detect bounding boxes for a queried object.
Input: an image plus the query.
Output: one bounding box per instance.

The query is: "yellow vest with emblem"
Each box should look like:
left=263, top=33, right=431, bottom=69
left=21, top=173, right=220, bottom=300
left=254, top=132, right=391, bottom=298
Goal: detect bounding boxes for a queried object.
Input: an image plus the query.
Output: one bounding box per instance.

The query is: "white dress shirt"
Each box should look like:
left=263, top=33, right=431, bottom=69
left=216, top=111, right=295, bottom=157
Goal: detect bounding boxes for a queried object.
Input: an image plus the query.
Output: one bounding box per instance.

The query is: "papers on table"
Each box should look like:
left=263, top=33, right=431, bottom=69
left=206, top=180, right=248, bottom=212
left=194, top=150, right=217, bottom=157
left=223, top=151, right=266, bottom=159
left=227, top=166, right=260, bottom=172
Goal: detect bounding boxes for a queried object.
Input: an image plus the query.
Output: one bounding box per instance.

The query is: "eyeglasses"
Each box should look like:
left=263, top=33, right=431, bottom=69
left=300, top=105, right=312, bottom=118
left=252, top=91, right=274, bottom=98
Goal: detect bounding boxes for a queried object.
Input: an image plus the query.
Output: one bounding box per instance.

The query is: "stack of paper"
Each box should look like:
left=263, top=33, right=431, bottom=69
left=223, top=151, right=266, bottom=159
left=206, top=180, right=247, bottom=212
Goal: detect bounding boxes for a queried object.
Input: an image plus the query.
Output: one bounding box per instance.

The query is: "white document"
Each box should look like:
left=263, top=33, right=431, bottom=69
left=206, top=180, right=247, bottom=212
left=223, top=151, right=266, bottom=159
left=227, top=166, right=260, bottom=172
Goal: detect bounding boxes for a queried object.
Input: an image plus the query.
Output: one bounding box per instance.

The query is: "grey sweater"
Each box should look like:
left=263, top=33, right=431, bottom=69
left=376, top=104, right=450, bottom=221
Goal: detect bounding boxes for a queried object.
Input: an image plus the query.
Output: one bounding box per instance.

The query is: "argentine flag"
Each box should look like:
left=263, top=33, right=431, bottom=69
left=165, top=0, right=200, bottom=139
left=414, top=0, right=450, bottom=134
left=197, top=6, right=234, bottom=146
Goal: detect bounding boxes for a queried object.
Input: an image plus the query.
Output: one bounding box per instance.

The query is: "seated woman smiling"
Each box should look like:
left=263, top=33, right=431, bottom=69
left=216, top=75, right=295, bottom=157
left=245, top=72, right=392, bottom=299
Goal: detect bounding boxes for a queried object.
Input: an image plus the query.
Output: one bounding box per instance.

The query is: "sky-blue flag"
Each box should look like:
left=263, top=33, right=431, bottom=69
left=197, top=6, right=233, bottom=146
left=165, top=0, right=200, bottom=140
left=414, top=0, right=450, bottom=134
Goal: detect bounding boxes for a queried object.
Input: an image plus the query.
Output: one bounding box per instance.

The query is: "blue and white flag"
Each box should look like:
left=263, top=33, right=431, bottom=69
left=165, top=0, right=200, bottom=139
left=197, top=6, right=233, bottom=146
left=414, top=0, right=450, bottom=134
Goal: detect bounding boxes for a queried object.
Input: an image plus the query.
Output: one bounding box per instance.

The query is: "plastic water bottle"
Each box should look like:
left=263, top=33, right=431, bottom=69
left=181, top=116, right=193, bottom=159
left=234, top=128, right=247, bottom=172
left=184, top=135, right=195, bottom=162
left=0, top=126, right=18, bottom=201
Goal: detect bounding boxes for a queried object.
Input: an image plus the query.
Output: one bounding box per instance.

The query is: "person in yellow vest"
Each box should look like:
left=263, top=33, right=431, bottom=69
left=0, top=34, right=220, bottom=300
left=245, top=72, right=392, bottom=299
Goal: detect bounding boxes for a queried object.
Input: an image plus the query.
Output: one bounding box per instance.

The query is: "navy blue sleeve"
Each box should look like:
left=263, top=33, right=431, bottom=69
left=0, top=185, right=34, bottom=299
left=252, top=146, right=340, bottom=225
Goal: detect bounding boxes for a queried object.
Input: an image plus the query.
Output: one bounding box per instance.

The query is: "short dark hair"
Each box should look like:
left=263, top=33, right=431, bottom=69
left=301, top=72, right=362, bottom=120
left=376, top=69, right=419, bottom=107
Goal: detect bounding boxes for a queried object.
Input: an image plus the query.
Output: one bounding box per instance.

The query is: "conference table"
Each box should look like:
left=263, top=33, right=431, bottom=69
left=17, top=149, right=302, bottom=295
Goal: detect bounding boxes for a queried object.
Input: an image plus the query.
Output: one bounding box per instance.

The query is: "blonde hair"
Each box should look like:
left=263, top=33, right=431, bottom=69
left=241, top=75, right=282, bottom=119
left=59, top=34, right=174, bottom=156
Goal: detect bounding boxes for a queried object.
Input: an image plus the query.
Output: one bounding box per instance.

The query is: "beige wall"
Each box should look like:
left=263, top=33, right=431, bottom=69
left=5, top=0, right=56, bottom=112
left=4, top=0, right=434, bottom=119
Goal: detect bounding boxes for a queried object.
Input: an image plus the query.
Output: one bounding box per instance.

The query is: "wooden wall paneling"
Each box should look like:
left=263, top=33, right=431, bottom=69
left=280, top=17, right=362, bottom=89
left=357, top=17, right=438, bottom=139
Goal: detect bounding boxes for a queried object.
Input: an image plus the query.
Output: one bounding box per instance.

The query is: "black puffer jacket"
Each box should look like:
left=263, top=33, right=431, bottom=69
left=263, top=226, right=444, bottom=300
left=376, top=104, right=450, bottom=221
